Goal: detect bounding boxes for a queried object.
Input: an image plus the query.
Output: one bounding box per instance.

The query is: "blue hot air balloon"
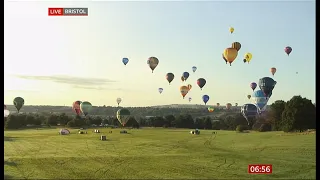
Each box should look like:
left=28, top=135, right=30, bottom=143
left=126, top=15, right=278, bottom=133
left=122, top=58, right=129, bottom=65
left=182, top=72, right=190, bottom=81
left=241, top=103, right=259, bottom=125
left=252, top=90, right=272, bottom=111
left=202, top=95, right=210, bottom=105
left=192, top=66, right=197, bottom=73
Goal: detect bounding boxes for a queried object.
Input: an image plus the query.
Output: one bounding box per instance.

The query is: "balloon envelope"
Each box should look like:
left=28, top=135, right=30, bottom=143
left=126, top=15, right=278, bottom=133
left=284, top=46, right=292, bottom=56
left=80, top=101, right=92, bottom=116
left=158, top=88, right=163, bottom=94
left=13, top=97, right=24, bottom=112
left=258, top=77, right=277, bottom=98
left=182, top=72, right=190, bottom=81
left=122, top=58, right=129, bottom=65
left=148, top=57, right=159, bottom=73
left=166, top=73, right=175, bottom=84
left=116, top=98, right=122, bottom=105
left=72, top=101, right=82, bottom=115
left=116, top=108, right=131, bottom=126
left=192, top=66, right=197, bottom=72
left=180, top=86, right=189, bottom=99
left=197, top=78, right=206, bottom=90
left=252, top=90, right=272, bottom=111
left=250, top=82, right=257, bottom=91
left=202, top=95, right=210, bottom=105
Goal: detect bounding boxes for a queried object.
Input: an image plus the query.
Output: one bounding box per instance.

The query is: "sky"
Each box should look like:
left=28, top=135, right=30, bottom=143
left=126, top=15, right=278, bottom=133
left=4, top=0, right=316, bottom=107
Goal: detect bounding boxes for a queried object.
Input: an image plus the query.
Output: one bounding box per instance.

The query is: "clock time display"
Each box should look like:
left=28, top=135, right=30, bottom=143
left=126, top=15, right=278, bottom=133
left=248, top=164, right=272, bottom=174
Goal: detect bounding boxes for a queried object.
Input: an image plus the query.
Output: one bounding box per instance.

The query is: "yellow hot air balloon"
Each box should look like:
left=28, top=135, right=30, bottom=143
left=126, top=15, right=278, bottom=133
left=247, top=95, right=251, bottom=99
left=243, top=53, right=252, bottom=63
left=208, top=107, right=214, bottom=112
left=270, top=67, right=277, bottom=76
left=223, top=48, right=238, bottom=66
left=180, top=86, right=189, bottom=99
left=187, top=84, right=192, bottom=90
left=229, top=27, right=234, bottom=34
left=231, top=42, right=241, bottom=51
left=181, top=76, right=185, bottom=82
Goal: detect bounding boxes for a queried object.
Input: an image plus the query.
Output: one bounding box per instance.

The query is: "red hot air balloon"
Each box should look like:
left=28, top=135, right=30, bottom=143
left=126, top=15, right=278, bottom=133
left=197, top=78, right=206, bottom=90
left=72, top=101, right=82, bottom=115
left=284, top=46, right=292, bottom=56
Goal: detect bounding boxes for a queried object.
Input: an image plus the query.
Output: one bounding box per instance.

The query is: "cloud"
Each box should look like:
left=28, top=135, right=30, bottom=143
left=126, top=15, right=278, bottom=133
left=13, top=75, right=117, bottom=86
left=72, top=85, right=122, bottom=91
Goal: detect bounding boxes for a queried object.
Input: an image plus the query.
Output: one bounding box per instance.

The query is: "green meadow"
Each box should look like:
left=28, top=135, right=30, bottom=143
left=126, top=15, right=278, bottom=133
left=4, top=128, right=316, bottom=179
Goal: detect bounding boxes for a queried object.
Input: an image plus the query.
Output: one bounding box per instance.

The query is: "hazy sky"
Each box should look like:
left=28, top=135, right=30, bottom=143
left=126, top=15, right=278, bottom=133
left=4, top=0, right=315, bottom=107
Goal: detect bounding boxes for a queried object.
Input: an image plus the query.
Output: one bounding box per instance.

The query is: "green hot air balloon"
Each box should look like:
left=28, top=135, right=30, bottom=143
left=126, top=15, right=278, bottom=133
left=80, top=101, right=92, bottom=116
left=116, top=108, right=131, bottom=126
left=13, top=97, right=24, bottom=113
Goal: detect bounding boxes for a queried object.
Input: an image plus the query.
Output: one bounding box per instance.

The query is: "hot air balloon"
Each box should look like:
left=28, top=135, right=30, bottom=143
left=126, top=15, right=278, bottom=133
left=158, top=88, right=163, bottom=94
left=247, top=95, right=251, bottom=99
left=181, top=76, right=185, bottom=82
left=243, top=53, right=252, bottom=63
left=270, top=67, right=277, bottom=76
left=72, top=101, right=82, bottom=115
left=148, top=57, right=159, bottom=73
left=116, top=98, right=122, bottom=106
left=252, top=90, right=272, bottom=111
left=202, top=95, right=210, bottom=105
left=188, top=97, right=192, bottom=102
left=192, top=66, right=197, bottom=73
left=250, top=82, right=257, bottom=91
left=122, top=58, right=129, bottom=65
left=222, top=53, right=228, bottom=64
left=180, top=86, right=189, bottom=99
left=80, top=101, right=92, bottom=116
left=284, top=46, right=292, bottom=56
left=187, top=84, right=192, bottom=90
left=223, top=48, right=238, bottom=66
left=258, top=77, right=277, bottom=99
left=166, top=73, right=175, bottom=84
left=116, top=108, right=131, bottom=126
left=197, top=78, right=206, bottom=90
left=216, top=103, right=220, bottom=107
left=208, top=107, right=214, bottom=112
left=182, top=72, right=190, bottom=81
left=235, top=103, right=238, bottom=107
left=226, top=103, right=232, bottom=110
left=241, top=103, right=259, bottom=125
left=229, top=27, right=234, bottom=34
left=231, top=42, right=241, bottom=51
left=13, top=97, right=24, bottom=113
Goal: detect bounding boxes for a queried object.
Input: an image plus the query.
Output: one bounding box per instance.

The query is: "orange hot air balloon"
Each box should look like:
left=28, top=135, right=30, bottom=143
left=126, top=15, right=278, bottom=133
left=181, top=76, right=185, bottom=82
left=226, top=103, right=232, bottom=110
left=180, top=86, right=189, bottom=99
left=187, top=84, right=192, bottom=90
left=223, top=48, right=238, bottom=66
left=270, top=67, right=277, bottom=76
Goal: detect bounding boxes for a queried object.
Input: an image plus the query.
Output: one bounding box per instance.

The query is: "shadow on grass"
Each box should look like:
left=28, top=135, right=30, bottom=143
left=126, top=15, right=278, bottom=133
left=4, top=161, right=17, bottom=167
left=4, top=174, right=15, bottom=179
left=4, top=137, right=19, bottom=141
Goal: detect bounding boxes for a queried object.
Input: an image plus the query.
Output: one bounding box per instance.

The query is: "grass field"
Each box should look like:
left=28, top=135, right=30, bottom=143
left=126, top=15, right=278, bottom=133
left=4, top=128, right=316, bottom=179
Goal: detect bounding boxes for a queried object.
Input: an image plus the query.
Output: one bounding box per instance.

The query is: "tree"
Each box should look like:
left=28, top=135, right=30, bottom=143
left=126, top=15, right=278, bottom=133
left=268, top=100, right=286, bottom=131
left=57, top=113, right=70, bottom=126
left=281, top=96, right=316, bottom=132
left=204, top=117, right=212, bottom=129
left=46, top=114, right=58, bottom=126
left=164, top=115, right=175, bottom=127
left=5, top=115, right=23, bottom=129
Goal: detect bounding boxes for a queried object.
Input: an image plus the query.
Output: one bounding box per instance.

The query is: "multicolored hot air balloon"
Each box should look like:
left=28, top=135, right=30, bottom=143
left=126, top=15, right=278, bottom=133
left=223, top=48, right=238, bottom=66
left=158, top=88, right=163, bottom=94
left=202, top=95, right=210, bottom=105
left=180, top=86, right=189, bottom=99
left=122, top=58, right=129, bottom=65
left=241, top=103, right=259, bottom=125
left=247, top=95, right=251, bottom=99
left=284, top=46, right=292, bottom=56
left=226, top=103, right=232, bottom=110
left=182, top=72, right=190, bottom=81
left=250, top=82, right=257, bottom=91
left=243, top=53, right=252, bottom=63
left=231, top=42, right=241, bottom=51
left=270, top=67, right=277, bottom=76
left=166, top=73, right=175, bottom=84
left=187, top=84, right=192, bottom=90
left=197, top=78, right=206, bottom=90
left=13, top=97, right=24, bottom=113
left=192, top=66, right=197, bottom=73
left=181, top=76, right=185, bottom=82
left=80, top=101, right=92, bottom=116
left=148, top=57, right=159, bottom=73
left=116, top=98, right=122, bottom=106
left=259, top=77, right=277, bottom=99
left=229, top=27, right=234, bottom=34
left=208, top=107, right=214, bottom=112
left=116, top=108, right=131, bottom=126
left=72, top=101, right=82, bottom=115
left=252, top=90, right=272, bottom=111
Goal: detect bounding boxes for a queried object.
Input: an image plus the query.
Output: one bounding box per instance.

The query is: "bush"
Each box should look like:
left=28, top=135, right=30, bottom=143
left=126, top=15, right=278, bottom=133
left=236, top=125, right=247, bottom=132
left=67, top=120, right=76, bottom=127
left=259, top=123, right=272, bottom=132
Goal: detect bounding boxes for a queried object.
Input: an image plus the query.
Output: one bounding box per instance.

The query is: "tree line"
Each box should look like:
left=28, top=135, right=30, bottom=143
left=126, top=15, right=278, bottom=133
left=4, top=95, right=315, bottom=133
